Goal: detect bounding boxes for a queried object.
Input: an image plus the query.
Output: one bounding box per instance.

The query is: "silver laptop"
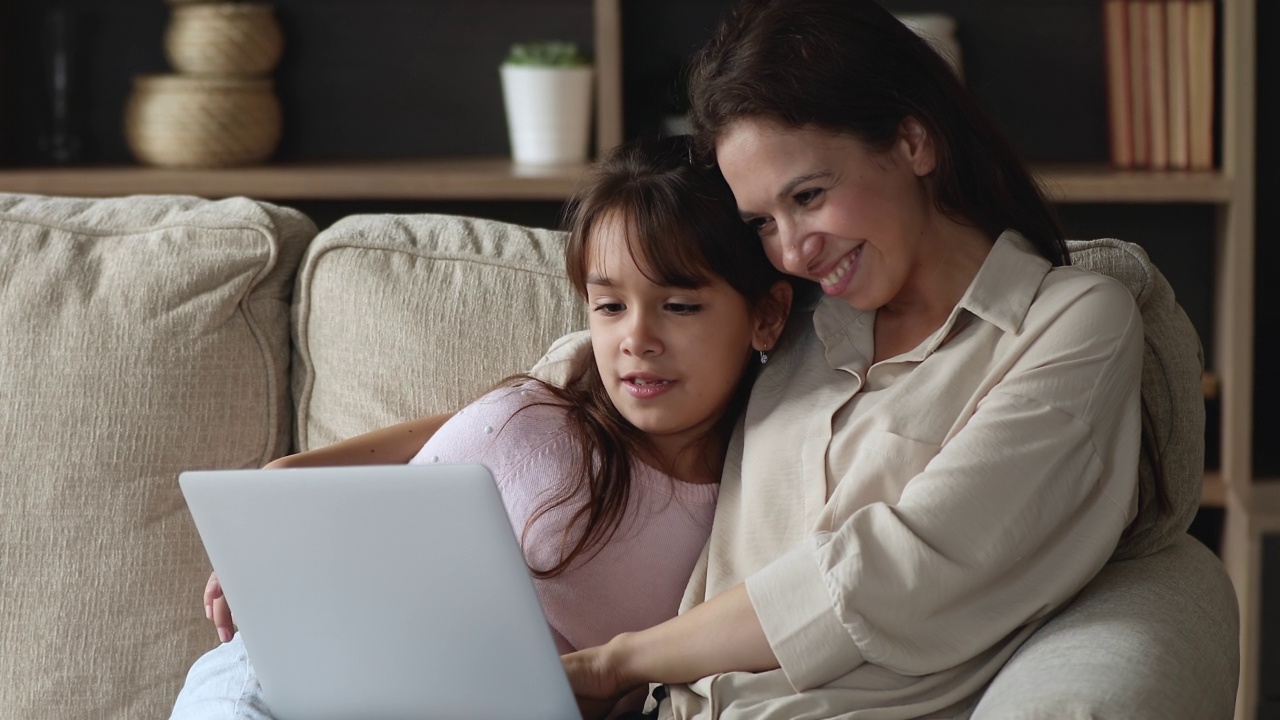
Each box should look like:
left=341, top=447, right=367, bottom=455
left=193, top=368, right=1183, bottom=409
left=179, top=464, right=581, bottom=720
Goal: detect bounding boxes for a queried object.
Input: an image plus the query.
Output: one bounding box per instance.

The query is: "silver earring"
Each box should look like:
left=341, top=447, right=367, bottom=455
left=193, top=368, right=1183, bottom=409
left=759, top=349, right=769, bottom=365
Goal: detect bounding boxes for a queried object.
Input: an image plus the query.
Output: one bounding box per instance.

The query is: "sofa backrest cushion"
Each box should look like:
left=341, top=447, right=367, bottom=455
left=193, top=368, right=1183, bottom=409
left=293, top=213, right=586, bottom=450
left=0, top=193, right=315, bottom=719
left=1067, top=238, right=1205, bottom=561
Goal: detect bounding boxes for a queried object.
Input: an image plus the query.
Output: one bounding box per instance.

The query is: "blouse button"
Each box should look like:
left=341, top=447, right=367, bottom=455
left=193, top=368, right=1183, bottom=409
left=483, top=425, right=494, bottom=434
left=431, top=455, right=440, bottom=463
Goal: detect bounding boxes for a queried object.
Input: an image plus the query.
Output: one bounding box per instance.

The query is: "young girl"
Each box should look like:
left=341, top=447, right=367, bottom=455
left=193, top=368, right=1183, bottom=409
left=169, top=134, right=794, bottom=720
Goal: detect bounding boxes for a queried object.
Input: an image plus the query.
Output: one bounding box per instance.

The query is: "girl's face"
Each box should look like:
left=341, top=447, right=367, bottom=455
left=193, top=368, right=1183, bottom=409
left=585, top=211, right=770, bottom=471
left=715, top=117, right=938, bottom=312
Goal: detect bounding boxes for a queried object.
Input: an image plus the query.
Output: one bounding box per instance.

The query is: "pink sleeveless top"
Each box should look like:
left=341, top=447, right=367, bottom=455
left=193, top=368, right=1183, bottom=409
left=409, top=383, right=718, bottom=654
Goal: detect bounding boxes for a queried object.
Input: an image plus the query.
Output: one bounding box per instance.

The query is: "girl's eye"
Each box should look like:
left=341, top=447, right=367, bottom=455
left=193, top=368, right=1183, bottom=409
left=665, top=303, right=702, bottom=315
left=794, top=188, right=822, bottom=206
left=593, top=303, right=624, bottom=316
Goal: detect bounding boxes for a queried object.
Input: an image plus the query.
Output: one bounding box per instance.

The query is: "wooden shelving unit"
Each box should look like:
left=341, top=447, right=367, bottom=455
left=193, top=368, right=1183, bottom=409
left=0, top=0, right=1262, bottom=714
left=0, top=162, right=1235, bottom=204
left=1213, top=1, right=1261, bottom=717
left=1035, top=166, right=1233, bottom=203
left=0, top=159, right=590, bottom=201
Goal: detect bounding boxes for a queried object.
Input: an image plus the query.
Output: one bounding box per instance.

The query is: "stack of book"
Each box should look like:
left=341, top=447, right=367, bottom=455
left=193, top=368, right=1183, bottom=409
left=1103, top=0, right=1215, bottom=171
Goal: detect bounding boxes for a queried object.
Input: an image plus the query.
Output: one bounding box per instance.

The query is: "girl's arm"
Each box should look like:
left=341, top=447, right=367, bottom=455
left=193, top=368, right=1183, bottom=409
left=205, top=411, right=456, bottom=640
left=563, top=583, right=777, bottom=705
left=266, top=412, right=455, bottom=468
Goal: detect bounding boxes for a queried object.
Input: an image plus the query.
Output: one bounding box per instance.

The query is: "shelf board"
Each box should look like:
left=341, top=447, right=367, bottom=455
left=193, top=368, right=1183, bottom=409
left=1203, top=370, right=1219, bottom=400
left=1244, top=479, right=1280, bottom=520
left=0, top=160, right=1235, bottom=204
left=1035, top=165, right=1233, bottom=204
left=1203, top=472, right=1225, bottom=508
left=0, top=159, right=591, bottom=201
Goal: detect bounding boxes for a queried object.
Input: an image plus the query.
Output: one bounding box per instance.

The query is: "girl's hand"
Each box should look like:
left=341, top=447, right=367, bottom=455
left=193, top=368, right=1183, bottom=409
left=203, top=572, right=235, bottom=643
left=562, top=639, right=638, bottom=720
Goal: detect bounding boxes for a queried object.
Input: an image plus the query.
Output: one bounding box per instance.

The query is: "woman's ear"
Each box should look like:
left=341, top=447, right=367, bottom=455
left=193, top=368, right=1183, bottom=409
left=900, top=116, right=937, bottom=177
left=752, top=280, right=794, bottom=353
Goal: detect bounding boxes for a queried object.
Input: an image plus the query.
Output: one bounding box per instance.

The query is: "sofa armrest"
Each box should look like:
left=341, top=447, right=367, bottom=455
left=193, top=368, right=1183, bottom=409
left=971, top=534, right=1238, bottom=720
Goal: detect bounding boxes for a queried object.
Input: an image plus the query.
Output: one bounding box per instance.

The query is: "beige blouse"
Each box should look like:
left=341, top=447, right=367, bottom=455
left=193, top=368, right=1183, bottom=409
left=533, top=231, right=1143, bottom=719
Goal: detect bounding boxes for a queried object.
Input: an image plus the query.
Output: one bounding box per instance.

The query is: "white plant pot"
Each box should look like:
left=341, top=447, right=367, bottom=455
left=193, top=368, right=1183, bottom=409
left=896, top=13, right=964, bottom=82
left=500, top=64, right=594, bottom=166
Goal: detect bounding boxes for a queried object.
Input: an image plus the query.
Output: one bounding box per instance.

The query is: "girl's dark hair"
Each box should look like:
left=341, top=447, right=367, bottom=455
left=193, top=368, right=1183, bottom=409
left=686, top=0, right=1070, bottom=267
left=519, top=134, right=788, bottom=578
left=687, top=0, right=1170, bottom=521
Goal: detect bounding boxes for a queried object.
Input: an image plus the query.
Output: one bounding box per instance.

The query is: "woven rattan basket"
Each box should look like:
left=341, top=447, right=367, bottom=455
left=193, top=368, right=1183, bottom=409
left=165, top=3, right=283, bottom=77
left=125, top=75, right=282, bottom=168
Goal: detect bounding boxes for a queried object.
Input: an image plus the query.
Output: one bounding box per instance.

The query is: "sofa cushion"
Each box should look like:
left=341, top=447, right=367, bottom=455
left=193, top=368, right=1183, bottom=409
left=971, top=534, right=1237, bottom=719
left=0, top=193, right=315, bottom=719
left=293, top=213, right=586, bottom=450
left=1067, top=239, right=1205, bottom=561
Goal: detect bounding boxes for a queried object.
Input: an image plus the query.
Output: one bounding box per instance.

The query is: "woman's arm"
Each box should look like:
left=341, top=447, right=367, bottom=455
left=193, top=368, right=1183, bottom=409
left=563, top=583, right=777, bottom=704
left=569, top=279, right=1145, bottom=704
left=266, top=412, right=455, bottom=468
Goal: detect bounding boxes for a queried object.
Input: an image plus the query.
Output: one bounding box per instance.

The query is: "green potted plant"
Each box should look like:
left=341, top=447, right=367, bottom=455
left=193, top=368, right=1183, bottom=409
left=500, top=41, right=594, bottom=166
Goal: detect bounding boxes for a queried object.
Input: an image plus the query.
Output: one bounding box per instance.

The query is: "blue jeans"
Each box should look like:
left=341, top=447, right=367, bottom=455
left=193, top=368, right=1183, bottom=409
left=169, top=633, right=665, bottom=720
left=170, top=633, right=275, bottom=720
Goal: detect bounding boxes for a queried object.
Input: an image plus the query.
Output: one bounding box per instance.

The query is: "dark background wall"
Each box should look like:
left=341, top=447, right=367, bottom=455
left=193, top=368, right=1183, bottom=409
left=0, top=0, right=1276, bottom=712
left=1255, top=4, right=1280, bottom=714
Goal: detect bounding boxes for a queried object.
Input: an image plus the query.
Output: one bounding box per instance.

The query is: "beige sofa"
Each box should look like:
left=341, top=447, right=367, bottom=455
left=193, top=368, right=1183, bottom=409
left=0, top=193, right=1239, bottom=719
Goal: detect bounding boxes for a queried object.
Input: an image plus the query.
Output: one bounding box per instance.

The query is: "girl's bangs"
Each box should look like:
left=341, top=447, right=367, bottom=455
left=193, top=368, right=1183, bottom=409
left=612, top=202, right=716, bottom=290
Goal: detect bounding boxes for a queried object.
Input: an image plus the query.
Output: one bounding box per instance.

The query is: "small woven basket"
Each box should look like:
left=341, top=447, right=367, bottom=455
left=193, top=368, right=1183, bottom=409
left=125, top=75, right=282, bottom=168
left=165, top=3, right=283, bottom=77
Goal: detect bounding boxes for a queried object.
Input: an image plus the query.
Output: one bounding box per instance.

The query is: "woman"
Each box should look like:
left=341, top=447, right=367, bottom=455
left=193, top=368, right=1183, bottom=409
left=548, top=1, right=1146, bottom=718
left=173, top=135, right=794, bottom=719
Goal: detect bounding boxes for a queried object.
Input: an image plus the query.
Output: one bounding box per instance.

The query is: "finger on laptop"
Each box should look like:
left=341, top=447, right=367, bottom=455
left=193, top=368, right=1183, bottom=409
left=203, top=572, right=223, bottom=620
left=212, top=597, right=235, bottom=642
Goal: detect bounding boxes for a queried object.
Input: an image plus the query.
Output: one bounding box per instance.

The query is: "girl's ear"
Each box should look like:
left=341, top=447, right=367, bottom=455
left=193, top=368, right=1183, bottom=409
left=752, top=280, right=794, bottom=352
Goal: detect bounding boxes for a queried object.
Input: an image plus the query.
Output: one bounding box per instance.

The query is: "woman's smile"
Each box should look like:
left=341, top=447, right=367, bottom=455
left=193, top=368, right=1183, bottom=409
left=817, top=243, right=864, bottom=296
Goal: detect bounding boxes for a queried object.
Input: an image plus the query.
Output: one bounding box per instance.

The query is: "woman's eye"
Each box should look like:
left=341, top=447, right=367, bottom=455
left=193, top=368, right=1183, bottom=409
left=747, top=217, right=773, bottom=235
left=665, top=303, right=702, bottom=315
left=593, top=303, right=624, bottom=315
left=794, top=188, right=822, bottom=206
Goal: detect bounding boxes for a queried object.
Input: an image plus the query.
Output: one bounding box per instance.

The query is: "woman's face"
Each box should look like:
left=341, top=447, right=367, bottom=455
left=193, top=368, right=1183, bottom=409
left=585, top=211, right=763, bottom=468
left=716, top=118, right=936, bottom=311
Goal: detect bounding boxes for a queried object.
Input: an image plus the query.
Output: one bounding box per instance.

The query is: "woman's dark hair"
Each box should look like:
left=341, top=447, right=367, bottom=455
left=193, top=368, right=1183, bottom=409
left=518, top=134, right=788, bottom=578
left=686, top=0, right=1070, bottom=267
left=687, top=0, right=1170, bottom=521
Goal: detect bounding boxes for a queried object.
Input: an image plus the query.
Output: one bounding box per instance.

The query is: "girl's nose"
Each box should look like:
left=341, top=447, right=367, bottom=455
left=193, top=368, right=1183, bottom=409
left=621, top=312, right=662, bottom=357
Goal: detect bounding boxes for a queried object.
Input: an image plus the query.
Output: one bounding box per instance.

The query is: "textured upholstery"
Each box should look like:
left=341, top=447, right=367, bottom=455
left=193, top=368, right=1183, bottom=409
left=292, top=213, right=586, bottom=450
left=0, top=194, right=315, bottom=719
left=1068, top=239, right=1205, bottom=561
left=973, top=534, right=1238, bottom=719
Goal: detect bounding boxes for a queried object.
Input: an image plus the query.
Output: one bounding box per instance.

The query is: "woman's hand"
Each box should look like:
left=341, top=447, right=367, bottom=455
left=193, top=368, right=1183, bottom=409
left=562, top=583, right=778, bottom=718
left=562, top=639, right=638, bottom=720
left=203, top=572, right=235, bottom=643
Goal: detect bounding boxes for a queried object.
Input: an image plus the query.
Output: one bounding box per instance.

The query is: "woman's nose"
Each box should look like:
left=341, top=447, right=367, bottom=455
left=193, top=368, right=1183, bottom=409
left=779, top=220, right=821, bottom=275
